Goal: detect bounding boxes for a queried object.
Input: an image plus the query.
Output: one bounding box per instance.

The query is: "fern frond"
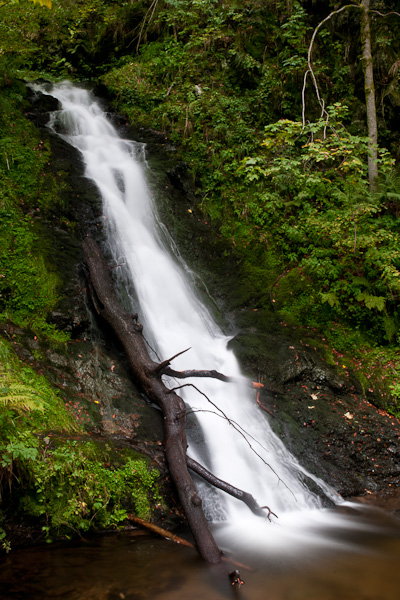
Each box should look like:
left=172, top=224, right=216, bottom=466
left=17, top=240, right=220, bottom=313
left=0, top=375, right=46, bottom=413
left=0, top=394, right=45, bottom=412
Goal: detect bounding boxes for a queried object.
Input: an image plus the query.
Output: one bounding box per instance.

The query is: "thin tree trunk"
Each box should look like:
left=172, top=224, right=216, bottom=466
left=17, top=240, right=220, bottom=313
left=361, top=0, right=378, bottom=188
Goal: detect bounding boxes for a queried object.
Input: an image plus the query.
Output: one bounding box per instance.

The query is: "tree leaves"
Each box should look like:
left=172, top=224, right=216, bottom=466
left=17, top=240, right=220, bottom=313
left=0, top=0, right=51, bottom=8
left=237, top=105, right=399, bottom=340
left=356, top=292, right=386, bottom=312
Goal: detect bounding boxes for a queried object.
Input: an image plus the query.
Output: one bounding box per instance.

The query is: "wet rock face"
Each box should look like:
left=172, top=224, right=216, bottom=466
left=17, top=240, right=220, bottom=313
left=227, top=318, right=400, bottom=498
left=20, top=83, right=400, bottom=508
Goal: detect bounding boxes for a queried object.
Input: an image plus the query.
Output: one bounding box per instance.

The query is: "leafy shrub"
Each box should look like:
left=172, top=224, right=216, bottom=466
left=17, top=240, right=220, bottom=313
left=238, top=106, right=400, bottom=342
left=19, top=440, right=162, bottom=539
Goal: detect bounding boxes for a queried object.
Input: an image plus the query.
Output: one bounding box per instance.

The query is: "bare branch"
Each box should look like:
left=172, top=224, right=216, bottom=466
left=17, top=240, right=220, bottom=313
left=154, top=347, right=191, bottom=374
left=163, top=366, right=240, bottom=383
left=136, top=0, right=159, bottom=52
left=302, top=4, right=361, bottom=129
left=256, top=396, right=274, bottom=417
left=370, top=10, right=400, bottom=18
left=127, top=514, right=193, bottom=547
left=163, top=367, right=263, bottom=392
left=187, top=456, right=278, bottom=520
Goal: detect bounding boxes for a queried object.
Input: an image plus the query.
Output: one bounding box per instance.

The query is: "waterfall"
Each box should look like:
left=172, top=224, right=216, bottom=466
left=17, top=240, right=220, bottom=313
left=33, top=81, right=364, bottom=557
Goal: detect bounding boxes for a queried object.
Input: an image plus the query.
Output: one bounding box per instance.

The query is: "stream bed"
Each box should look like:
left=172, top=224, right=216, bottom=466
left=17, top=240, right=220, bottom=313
left=1, top=506, right=400, bottom=600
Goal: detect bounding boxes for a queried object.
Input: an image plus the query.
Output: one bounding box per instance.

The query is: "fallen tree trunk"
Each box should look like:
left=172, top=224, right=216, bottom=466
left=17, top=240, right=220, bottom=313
left=83, top=237, right=275, bottom=563
left=83, top=236, right=221, bottom=564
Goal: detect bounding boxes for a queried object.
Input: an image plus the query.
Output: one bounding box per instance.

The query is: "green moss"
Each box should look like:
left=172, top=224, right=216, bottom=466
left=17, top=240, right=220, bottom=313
left=0, top=337, right=77, bottom=432
left=0, top=82, right=71, bottom=343
left=18, top=440, right=163, bottom=540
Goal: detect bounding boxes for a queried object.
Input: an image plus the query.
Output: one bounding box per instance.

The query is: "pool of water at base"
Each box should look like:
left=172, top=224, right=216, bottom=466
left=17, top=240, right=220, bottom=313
left=1, top=506, right=400, bottom=600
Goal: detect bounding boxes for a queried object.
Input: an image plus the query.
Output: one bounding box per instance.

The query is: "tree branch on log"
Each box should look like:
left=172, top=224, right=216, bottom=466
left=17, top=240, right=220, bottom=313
left=162, top=366, right=242, bottom=383
left=153, top=347, right=191, bottom=374
left=162, top=365, right=263, bottom=393
left=186, top=456, right=277, bottom=520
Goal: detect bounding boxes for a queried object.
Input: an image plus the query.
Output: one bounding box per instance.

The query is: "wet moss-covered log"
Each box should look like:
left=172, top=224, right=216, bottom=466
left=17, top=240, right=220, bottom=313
left=82, top=236, right=222, bottom=564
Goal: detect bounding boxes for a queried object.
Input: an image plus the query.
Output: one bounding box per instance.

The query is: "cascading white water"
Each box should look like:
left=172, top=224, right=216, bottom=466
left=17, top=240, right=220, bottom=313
left=33, top=81, right=371, bottom=557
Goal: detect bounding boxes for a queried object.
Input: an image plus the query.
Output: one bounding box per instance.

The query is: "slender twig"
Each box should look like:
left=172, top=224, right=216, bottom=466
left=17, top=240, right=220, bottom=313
left=141, top=333, right=162, bottom=363
left=256, top=397, right=274, bottom=417
left=353, top=215, right=357, bottom=253
left=136, top=0, right=159, bottom=52
left=166, top=82, right=175, bottom=96
left=269, top=269, right=290, bottom=309
left=176, top=385, right=295, bottom=497
left=370, top=10, right=400, bottom=18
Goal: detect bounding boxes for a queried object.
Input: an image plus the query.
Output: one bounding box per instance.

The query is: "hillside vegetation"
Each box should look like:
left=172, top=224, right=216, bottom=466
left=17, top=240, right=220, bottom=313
left=1, top=0, right=400, bottom=548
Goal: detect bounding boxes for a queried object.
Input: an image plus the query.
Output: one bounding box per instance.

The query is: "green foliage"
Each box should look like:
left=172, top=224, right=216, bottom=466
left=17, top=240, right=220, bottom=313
left=99, top=1, right=400, bottom=409
left=2, top=433, right=162, bottom=539
left=0, top=338, right=77, bottom=434
left=19, top=440, right=161, bottom=537
left=238, top=106, right=400, bottom=342
left=0, top=0, right=51, bottom=7
left=0, top=0, right=139, bottom=78
left=1, top=1, right=400, bottom=527
left=0, top=515, right=11, bottom=553
left=0, top=337, right=78, bottom=516
left=0, top=83, right=70, bottom=342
